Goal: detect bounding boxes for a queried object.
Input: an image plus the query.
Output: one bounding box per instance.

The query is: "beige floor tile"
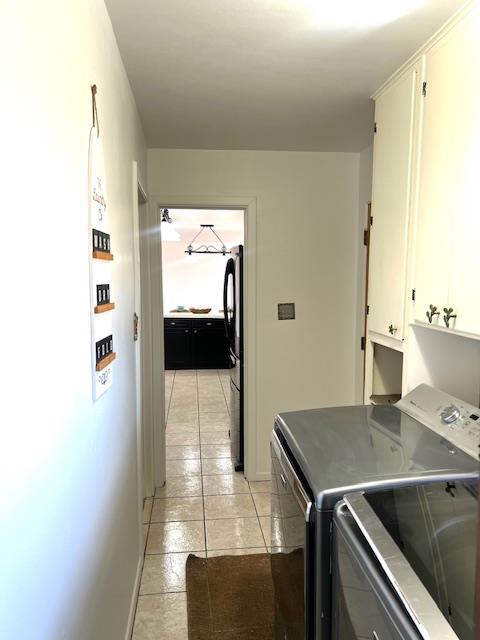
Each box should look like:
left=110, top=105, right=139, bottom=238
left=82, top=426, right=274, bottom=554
left=168, top=410, right=199, bottom=422
left=166, top=445, right=200, bottom=460
left=199, top=400, right=228, bottom=413
left=139, top=552, right=204, bottom=594
left=198, top=387, right=224, bottom=398
left=147, top=521, right=205, bottom=554
left=202, top=473, right=250, bottom=495
left=259, top=516, right=271, bottom=547
left=166, top=458, right=201, bottom=477
left=207, top=547, right=267, bottom=557
left=133, top=593, right=188, bottom=640
left=200, top=444, right=231, bottom=458
left=199, top=422, right=229, bottom=433
left=199, top=431, right=230, bottom=444
left=205, top=517, right=264, bottom=550
left=166, top=432, right=200, bottom=446
left=199, top=412, right=230, bottom=428
left=155, top=476, right=202, bottom=498
left=169, top=402, right=198, bottom=415
left=166, top=423, right=199, bottom=434
left=140, top=552, right=187, bottom=594
left=201, top=458, right=236, bottom=475
left=249, top=480, right=272, bottom=493
left=204, top=493, right=256, bottom=520
left=151, top=496, right=204, bottom=523
left=143, top=497, right=153, bottom=524
left=252, top=492, right=271, bottom=516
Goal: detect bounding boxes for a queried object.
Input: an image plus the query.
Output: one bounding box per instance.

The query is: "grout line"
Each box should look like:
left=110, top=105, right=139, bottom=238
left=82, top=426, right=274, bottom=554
left=196, top=370, right=209, bottom=554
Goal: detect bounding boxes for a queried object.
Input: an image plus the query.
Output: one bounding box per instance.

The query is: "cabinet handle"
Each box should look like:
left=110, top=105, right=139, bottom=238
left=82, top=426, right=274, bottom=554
left=443, top=307, right=457, bottom=329
left=194, top=330, right=198, bottom=334
left=206, top=322, right=212, bottom=326
left=426, top=304, right=440, bottom=324
left=388, top=324, right=397, bottom=335
left=170, top=322, right=176, bottom=325
left=185, top=329, right=189, bottom=333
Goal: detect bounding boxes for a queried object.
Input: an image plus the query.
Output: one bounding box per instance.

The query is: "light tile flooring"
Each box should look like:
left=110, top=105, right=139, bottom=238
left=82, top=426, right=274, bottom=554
left=132, top=369, right=271, bottom=640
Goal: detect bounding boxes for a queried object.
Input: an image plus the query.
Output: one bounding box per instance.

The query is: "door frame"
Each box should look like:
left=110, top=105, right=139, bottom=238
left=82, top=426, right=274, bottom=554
left=148, top=194, right=258, bottom=482
left=132, top=163, right=155, bottom=506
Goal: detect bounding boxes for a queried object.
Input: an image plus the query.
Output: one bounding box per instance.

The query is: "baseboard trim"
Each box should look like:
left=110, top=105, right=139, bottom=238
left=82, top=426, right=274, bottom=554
left=124, top=552, right=144, bottom=640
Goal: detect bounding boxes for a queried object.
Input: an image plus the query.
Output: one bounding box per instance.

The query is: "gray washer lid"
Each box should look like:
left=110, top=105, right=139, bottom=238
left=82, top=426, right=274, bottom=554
left=275, top=403, right=478, bottom=510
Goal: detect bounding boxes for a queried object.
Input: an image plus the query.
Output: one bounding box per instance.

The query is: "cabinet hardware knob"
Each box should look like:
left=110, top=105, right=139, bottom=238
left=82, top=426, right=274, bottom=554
left=388, top=324, right=397, bottom=335
left=206, top=322, right=212, bottom=326
left=185, top=329, right=189, bottom=333
left=194, top=330, right=198, bottom=334
left=426, top=304, right=440, bottom=323
left=443, top=307, right=457, bottom=329
left=170, top=322, right=176, bottom=325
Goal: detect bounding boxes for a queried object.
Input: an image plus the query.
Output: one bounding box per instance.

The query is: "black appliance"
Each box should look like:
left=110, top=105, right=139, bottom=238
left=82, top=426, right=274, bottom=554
left=223, top=245, right=244, bottom=471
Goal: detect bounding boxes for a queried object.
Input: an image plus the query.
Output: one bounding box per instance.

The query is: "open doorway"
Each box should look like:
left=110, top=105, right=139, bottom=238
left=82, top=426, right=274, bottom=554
left=160, top=208, right=246, bottom=473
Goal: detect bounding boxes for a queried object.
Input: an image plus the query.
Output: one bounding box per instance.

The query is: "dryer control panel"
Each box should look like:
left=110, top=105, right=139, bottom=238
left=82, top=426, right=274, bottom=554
left=396, top=384, right=480, bottom=460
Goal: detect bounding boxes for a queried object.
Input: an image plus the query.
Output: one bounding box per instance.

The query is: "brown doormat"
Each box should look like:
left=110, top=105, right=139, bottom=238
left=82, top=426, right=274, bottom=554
left=186, top=553, right=274, bottom=640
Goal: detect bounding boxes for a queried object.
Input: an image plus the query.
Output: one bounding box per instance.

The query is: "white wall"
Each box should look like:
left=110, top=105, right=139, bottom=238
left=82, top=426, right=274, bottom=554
left=162, top=215, right=243, bottom=313
left=148, top=149, right=362, bottom=476
left=1, top=2, right=146, bottom=639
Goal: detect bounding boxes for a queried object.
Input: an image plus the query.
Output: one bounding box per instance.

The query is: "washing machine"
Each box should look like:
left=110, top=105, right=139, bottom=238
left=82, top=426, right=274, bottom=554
left=270, top=384, right=479, bottom=639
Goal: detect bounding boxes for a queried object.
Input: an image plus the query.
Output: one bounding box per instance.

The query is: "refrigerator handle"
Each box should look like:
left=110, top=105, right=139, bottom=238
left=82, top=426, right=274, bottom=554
left=223, top=258, right=234, bottom=340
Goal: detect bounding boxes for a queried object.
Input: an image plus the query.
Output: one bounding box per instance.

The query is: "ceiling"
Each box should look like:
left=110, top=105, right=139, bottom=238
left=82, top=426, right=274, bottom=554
left=105, top=0, right=466, bottom=151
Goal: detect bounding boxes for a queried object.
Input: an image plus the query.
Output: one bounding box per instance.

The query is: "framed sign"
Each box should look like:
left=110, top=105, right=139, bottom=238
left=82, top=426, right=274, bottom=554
left=88, top=97, right=115, bottom=400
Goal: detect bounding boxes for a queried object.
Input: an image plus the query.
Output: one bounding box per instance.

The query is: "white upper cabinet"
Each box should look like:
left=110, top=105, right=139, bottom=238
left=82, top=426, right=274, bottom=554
left=414, top=6, right=480, bottom=336
left=368, top=67, right=419, bottom=342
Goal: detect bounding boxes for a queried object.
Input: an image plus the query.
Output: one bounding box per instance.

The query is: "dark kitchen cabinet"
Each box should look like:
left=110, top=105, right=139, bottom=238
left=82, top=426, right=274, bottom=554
left=164, top=318, right=229, bottom=369
left=164, top=326, right=191, bottom=369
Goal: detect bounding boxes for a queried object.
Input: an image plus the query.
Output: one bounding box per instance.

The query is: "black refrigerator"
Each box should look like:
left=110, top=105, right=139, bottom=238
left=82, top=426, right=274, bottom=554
left=223, top=245, right=244, bottom=472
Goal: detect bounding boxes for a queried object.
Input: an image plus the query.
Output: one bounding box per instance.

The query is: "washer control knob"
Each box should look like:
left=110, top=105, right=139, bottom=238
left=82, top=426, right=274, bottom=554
left=441, top=404, right=461, bottom=424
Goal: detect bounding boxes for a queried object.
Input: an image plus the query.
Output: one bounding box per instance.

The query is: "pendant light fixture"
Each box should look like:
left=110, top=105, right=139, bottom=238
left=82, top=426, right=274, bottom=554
left=185, top=224, right=229, bottom=255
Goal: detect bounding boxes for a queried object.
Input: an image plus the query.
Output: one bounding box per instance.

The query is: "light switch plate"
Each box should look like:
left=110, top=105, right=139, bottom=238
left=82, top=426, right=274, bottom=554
left=278, top=303, right=295, bottom=320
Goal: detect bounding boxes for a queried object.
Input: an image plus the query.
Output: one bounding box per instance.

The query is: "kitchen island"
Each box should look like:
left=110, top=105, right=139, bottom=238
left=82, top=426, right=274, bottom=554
left=164, top=313, right=230, bottom=369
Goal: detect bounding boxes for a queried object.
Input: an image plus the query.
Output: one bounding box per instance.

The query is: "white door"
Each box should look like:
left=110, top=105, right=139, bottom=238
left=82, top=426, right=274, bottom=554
left=414, top=7, right=480, bottom=335
left=368, top=66, right=418, bottom=341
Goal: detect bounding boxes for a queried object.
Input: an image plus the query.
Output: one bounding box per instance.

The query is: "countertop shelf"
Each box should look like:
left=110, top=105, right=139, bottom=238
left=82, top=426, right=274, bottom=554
left=92, top=250, right=114, bottom=261
left=96, top=352, right=116, bottom=371
left=94, top=302, right=115, bottom=314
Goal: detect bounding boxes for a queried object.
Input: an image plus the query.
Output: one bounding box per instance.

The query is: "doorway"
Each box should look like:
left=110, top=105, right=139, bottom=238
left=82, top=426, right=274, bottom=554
left=143, top=195, right=257, bottom=490
left=160, top=207, right=245, bottom=469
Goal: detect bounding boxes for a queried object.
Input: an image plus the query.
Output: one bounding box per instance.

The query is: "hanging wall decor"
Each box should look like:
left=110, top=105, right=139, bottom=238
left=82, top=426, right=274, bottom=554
left=88, top=85, right=116, bottom=400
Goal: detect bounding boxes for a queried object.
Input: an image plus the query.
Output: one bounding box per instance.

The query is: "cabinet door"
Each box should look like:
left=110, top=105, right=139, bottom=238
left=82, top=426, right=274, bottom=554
left=414, top=7, right=480, bottom=335
left=440, top=9, right=480, bottom=335
left=368, top=67, right=418, bottom=341
left=192, top=327, right=228, bottom=368
left=164, top=328, right=191, bottom=369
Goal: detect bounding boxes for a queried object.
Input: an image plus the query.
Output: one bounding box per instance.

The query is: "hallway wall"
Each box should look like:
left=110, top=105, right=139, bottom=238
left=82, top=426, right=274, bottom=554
left=148, top=149, right=363, bottom=478
left=1, top=1, right=146, bottom=639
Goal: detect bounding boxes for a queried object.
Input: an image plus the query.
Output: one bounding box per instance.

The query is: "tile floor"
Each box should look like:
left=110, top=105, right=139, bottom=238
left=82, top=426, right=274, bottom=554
left=132, top=369, right=271, bottom=640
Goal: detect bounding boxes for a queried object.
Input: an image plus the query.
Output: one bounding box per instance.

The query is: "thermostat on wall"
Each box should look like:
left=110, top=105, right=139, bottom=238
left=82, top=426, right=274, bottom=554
left=278, top=303, right=295, bottom=320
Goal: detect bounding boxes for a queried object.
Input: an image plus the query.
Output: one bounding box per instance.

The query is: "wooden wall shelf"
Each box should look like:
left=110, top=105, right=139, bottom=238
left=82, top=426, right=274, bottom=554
left=94, top=302, right=115, bottom=314
left=96, top=352, right=116, bottom=371
left=93, top=250, right=114, bottom=261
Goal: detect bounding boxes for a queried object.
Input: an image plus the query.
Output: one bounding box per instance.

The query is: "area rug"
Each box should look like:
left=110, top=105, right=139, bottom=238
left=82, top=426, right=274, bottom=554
left=186, top=553, right=274, bottom=640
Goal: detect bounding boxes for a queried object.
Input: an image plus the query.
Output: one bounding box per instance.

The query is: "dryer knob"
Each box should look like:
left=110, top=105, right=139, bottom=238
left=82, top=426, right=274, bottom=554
left=440, top=404, right=460, bottom=424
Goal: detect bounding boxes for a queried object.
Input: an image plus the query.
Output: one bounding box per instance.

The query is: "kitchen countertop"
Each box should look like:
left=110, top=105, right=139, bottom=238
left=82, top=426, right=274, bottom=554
left=164, top=312, right=224, bottom=319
